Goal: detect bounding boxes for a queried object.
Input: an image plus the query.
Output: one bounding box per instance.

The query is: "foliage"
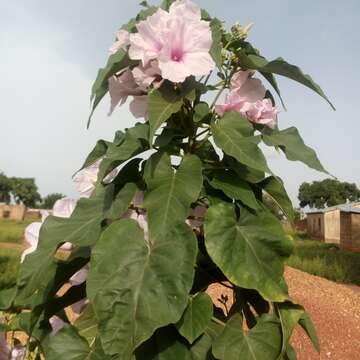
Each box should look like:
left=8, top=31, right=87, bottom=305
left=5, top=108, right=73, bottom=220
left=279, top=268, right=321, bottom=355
left=0, top=172, right=12, bottom=204
left=1, top=1, right=333, bottom=359
left=10, top=177, right=42, bottom=207
left=0, top=219, right=32, bottom=244
left=41, top=193, right=66, bottom=209
left=298, top=179, right=360, bottom=208
left=288, top=237, right=360, bottom=285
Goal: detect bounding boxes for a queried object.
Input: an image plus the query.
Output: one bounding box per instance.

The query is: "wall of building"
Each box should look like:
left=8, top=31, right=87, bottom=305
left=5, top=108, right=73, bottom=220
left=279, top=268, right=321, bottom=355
left=339, top=212, right=360, bottom=252
left=324, top=210, right=341, bottom=244
left=0, top=204, right=26, bottom=221
left=307, top=213, right=324, bottom=240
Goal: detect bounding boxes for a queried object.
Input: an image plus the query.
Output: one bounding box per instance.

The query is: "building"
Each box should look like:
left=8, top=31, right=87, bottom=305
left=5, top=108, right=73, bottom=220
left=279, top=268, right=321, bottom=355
left=307, top=202, right=360, bottom=251
left=0, top=203, right=27, bottom=221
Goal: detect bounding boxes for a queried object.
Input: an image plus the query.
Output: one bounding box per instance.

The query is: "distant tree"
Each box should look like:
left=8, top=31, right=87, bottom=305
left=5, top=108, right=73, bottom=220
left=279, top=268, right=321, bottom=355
left=41, top=193, right=65, bottom=209
left=0, top=172, right=11, bottom=203
left=298, top=179, right=360, bottom=209
left=10, top=177, right=42, bottom=207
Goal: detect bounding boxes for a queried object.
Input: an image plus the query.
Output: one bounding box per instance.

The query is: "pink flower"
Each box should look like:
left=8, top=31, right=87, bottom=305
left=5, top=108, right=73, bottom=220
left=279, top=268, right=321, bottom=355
left=130, top=95, right=148, bottom=119
left=216, top=70, right=278, bottom=128
left=53, top=198, right=77, bottom=218
left=129, top=1, right=215, bottom=83
left=22, top=198, right=77, bottom=262
left=169, top=0, right=202, bottom=20
left=109, top=29, right=130, bottom=55
left=246, top=98, right=278, bottom=129
left=108, top=69, right=144, bottom=115
left=132, top=61, right=162, bottom=91
left=129, top=9, right=170, bottom=65
left=73, top=159, right=119, bottom=198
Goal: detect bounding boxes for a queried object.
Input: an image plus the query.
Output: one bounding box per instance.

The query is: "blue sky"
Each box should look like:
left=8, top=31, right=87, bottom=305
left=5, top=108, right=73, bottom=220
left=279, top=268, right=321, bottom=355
left=0, top=0, right=359, bottom=205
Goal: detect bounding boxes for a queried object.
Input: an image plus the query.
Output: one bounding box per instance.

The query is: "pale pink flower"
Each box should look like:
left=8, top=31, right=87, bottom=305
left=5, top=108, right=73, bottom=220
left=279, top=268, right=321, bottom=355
left=73, top=159, right=102, bottom=198
left=169, top=0, right=202, bottom=20
left=216, top=70, right=278, bottom=128
left=108, top=69, right=144, bottom=115
left=71, top=299, right=89, bottom=315
left=49, top=316, right=66, bottom=336
left=10, top=345, right=26, bottom=360
left=73, top=159, right=119, bottom=198
left=70, top=267, right=89, bottom=286
left=130, top=95, right=148, bottom=119
left=132, top=61, right=162, bottom=91
left=109, top=29, right=130, bottom=55
left=53, top=198, right=77, bottom=218
left=129, top=9, right=171, bottom=65
left=129, top=2, right=215, bottom=83
left=22, top=198, right=77, bottom=262
left=246, top=98, right=278, bottom=129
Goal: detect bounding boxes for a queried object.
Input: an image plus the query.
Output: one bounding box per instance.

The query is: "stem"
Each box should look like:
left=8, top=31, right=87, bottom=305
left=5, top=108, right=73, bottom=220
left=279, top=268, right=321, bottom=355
left=203, top=72, right=212, bottom=86
left=211, top=317, right=226, bottom=326
left=210, top=85, right=226, bottom=109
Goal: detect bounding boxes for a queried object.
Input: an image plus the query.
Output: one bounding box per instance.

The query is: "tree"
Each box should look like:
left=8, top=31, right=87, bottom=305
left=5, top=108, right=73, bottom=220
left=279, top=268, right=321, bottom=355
left=10, top=177, right=42, bottom=207
left=0, top=172, right=11, bottom=203
left=298, top=179, right=360, bottom=208
left=41, top=193, right=65, bottom=209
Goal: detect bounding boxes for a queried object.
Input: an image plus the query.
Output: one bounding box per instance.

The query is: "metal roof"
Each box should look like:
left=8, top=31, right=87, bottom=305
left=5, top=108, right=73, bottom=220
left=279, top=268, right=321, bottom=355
left=307, top=202, right=360, bottom=215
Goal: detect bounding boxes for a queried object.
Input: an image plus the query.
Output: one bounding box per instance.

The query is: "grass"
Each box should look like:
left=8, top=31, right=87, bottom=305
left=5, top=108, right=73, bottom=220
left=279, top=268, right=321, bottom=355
left=0, top=219, right=32, bottom=244
left=0, top=248, right=21, bottom=290
left=287, top=232, right=360, bottom=286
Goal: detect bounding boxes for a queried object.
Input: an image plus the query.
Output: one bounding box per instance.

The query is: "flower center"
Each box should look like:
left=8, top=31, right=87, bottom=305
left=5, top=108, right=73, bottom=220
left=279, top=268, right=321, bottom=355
left=171, top=48, right=183, bottom=62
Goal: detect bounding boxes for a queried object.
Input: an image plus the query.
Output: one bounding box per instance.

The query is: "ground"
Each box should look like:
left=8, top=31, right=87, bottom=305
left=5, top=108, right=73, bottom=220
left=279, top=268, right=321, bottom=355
left=287, top=267, right=360, bottom=360
left=208, top=268, right=360, bottom=360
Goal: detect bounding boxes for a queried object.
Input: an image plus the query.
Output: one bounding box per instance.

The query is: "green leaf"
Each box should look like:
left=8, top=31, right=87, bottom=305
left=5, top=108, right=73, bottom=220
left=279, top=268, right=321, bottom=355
left=43, top=325, right=90, bottom=360
left=194, top=102, right=211, bottom=123
left=277, top=302, right=304, bottom=356
left=176, top=293, right=213, bottom=344
left=147, top=86, right=186, bottom=145
left=209, top=171, right=259, bottom=209
left=74, top=305, right=98, bottom=345
left=190, top=322, right=222, bottom=360
left=144, top=152, right=202, bottom=240
left=210, top=19, right=223, bottom=68
left=263, top=127, right=328, bottom=174
left=88, top=50, right=135, bottom=127
left=80, top=140, right=111, bottom=170
left=299, top=312, right=320, bottom=353
left=238, top=53, right=335, bottom=110
left=136, top=326, right=191, bottom=359
left=205, top=203, right=292, bottom=301
left=42, top=325, right=110, bottom=360
left=106, top=182, right=137, bottom=220
left=0, top=287, right=16, bottom=310
left=160, top=0, right=176, bottom=10
left=87, top=219, right=198, bottom=357
left=259, top=177, right=294, bottom=222
left=213, top=314, right=282, bottom=360
left=97, top=124, right=149, bottom=181
left=285, top=344, right=297, bottom=360
left=16, top=185, right=114, bottom=301
left=225, top=156, right=265, bottom=184
left=212, top=112, right=270, bottom=173
left=260, top=71, right=286, bottom=110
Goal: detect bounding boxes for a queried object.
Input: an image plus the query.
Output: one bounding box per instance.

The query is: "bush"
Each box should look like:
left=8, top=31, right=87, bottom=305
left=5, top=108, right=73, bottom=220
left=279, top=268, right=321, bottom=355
left=288, top=238, right=360, bottom=285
